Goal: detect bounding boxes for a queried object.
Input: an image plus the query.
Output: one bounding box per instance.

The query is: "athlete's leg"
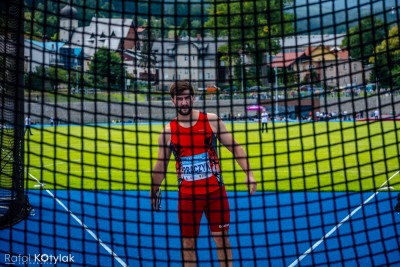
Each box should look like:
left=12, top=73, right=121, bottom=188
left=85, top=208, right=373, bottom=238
left=206, top=188, right=231, bottom=267
left=179, top=193, right=204, bottom=267
left=211, top=230, right=232, bottom=267
left=181, top=237, right=197, bottom=267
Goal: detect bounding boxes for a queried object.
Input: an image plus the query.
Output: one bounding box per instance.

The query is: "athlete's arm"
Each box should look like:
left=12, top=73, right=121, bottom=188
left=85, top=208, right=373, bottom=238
left=151, top=125, right=172, bottom=208
left=208, top=113, right=257, bottom=195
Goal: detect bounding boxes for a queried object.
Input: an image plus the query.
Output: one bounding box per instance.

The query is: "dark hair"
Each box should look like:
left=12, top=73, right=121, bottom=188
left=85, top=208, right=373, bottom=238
left=169, top=80, right=194, bottom=98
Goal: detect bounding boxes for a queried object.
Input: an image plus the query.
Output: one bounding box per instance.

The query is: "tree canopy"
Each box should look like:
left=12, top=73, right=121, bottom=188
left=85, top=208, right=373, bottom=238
left=341, top=17, right=385, bottom=62
left=205, top=0, right=293, bottom=58
left=204, top=0, right=294, bottom=87
left=88, top=47, right=126, bottom=90
left=369, top=25, right=400, bottom=86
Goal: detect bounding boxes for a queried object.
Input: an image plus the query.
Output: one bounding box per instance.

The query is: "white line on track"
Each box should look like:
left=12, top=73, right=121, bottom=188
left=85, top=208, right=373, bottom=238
left=27, top=172, right=129, bottom=267
left=288, top=170, right=400, bottom=267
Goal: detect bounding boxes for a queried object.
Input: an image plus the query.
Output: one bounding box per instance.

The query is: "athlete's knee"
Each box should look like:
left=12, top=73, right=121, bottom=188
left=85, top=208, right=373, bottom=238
left=182, top=237, right=196, bottom=250
left=212, top=232, right=231, bottom=248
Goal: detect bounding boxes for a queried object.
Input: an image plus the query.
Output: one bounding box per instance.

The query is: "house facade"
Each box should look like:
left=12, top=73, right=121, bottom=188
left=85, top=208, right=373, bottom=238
left=68, top=17, right=138, bottom=72
left=24, top=4, right=372, bottom=93
left=152, top=35, right=228, bottom=91
left=24, top=40, right=65, bottom=72
left=271, top=45, right=372, bottom=89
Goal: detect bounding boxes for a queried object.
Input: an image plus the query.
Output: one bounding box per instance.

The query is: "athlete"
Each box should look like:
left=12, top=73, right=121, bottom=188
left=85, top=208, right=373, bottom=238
left=151, top=80, right=257, bottom=267
left=260, top=110, right=269, bottom=133
left=24, top=115, right=33, bottom=135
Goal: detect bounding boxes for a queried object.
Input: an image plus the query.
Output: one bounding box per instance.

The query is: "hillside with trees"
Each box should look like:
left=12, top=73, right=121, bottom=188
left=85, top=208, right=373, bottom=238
left=294, top=0, right=398, bottom=34
left=24, top=0, right=397, bottom=39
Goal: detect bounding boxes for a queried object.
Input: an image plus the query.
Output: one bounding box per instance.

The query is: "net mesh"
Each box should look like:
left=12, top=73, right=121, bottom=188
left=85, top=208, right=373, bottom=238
left=0, top=0, right=31, bottom=229
left=1, top=0, right=400, bottom=266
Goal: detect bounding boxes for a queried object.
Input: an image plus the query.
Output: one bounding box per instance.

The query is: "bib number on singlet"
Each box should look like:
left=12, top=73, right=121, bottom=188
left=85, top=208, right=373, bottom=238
left=179, top=152, right=213, bottom=181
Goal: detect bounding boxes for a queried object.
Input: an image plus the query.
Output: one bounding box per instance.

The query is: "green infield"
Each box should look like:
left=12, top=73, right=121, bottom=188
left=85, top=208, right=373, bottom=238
left=25, top=121, right=400, bottom=191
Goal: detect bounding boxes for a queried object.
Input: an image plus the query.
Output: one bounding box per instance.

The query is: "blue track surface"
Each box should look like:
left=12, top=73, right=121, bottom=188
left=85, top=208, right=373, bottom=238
left=1, top=190, right=399, bottom=266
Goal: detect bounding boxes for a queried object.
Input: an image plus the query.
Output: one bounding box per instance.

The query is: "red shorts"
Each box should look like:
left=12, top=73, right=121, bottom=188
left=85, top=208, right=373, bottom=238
left=178, top=187, right=230, bottom=238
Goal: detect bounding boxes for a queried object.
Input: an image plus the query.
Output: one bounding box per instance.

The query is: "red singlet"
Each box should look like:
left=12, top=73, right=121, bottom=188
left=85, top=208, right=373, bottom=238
left=169, top=112, right=223, bottom=195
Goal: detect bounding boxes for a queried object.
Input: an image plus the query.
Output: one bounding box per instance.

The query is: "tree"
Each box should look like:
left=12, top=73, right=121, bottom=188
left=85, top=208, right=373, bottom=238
left=342, top=17, right=385, bottom=62
left=70, top=0, right=94, bottom=24
left=138, top=17, right=161, bottom=82
left=205, top=0, right=294, bottom=86
left=26, top=66, right=67, bottom=91
left=369, top=25, right=400, bottom=87
left=98, top=1, right=117, bottom=18
left=139, top=25, right=157, bottom=82
left=393, top=66, right=400, bottom=88
left=24, top=10, right=33, bottom=35
left=88, top=47, right=126, bottom=90
left=30, top=2, right=59, bottom=39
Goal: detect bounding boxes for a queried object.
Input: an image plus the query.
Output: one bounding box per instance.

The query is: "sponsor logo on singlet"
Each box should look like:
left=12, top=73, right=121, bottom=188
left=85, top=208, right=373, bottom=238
left=179, top=152, right=213, bottom=181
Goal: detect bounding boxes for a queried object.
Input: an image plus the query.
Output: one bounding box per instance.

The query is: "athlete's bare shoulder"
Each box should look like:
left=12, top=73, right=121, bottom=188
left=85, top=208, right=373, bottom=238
left=205, top=112, right=225, bottom=133
left=163, top=122, right=172, bottom=134
left=206, top=112, right=220, bottom=122
left=158, top=123, right=172, bottom=146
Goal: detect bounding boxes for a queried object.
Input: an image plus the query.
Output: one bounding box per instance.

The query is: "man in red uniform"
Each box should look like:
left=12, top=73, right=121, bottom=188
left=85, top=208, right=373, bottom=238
left=151, top=80, right=257, bottom=267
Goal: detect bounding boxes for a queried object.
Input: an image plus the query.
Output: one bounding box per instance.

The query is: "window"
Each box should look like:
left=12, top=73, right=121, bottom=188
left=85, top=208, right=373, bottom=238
left=167, top=49, right=175, bottom=56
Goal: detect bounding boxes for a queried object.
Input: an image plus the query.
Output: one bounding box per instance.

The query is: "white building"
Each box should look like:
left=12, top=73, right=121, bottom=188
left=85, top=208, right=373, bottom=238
left=152, top=35, right=228, bottom=91
left=24, top=40, right=65, bottom=72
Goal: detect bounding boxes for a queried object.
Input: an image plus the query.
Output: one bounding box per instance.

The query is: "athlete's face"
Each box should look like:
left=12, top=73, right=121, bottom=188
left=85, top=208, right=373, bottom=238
left=173, top=90, right=194, bottom=116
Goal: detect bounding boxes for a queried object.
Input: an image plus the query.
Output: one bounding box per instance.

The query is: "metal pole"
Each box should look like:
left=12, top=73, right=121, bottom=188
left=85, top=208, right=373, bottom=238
left=76, top=68, right=78, bottom=90
left=241, top=53, right=244, bottom=93
left=275, top=67, right=278, bottom=115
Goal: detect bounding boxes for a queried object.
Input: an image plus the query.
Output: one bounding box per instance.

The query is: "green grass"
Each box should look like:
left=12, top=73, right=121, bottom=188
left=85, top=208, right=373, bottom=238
left=25, top=121, right=400, bottom=192
left=29, top=90, right=148, bottom=103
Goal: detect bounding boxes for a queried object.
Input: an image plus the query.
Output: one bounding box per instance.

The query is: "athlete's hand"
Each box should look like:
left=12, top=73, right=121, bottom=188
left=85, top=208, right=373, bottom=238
left=150, top=187, right=162, bottom=211
left=246, top=174, right=257, bottom=195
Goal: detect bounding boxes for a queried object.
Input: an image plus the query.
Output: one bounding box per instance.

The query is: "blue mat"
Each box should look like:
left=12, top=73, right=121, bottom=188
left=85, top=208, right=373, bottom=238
left=1, top=190, right=399, bottom=266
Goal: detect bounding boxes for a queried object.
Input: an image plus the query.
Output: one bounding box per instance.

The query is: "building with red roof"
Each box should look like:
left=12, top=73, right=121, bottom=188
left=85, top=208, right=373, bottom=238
left=270, top=44, right=372, bottom=89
